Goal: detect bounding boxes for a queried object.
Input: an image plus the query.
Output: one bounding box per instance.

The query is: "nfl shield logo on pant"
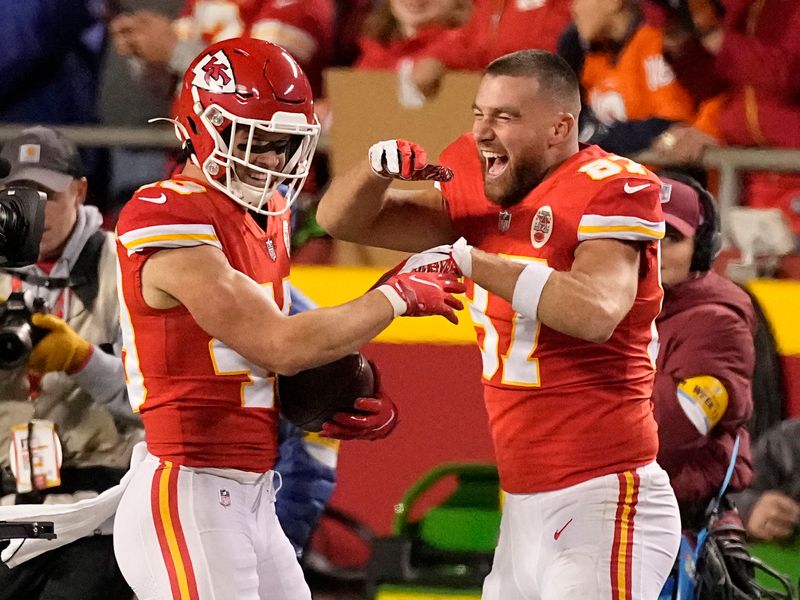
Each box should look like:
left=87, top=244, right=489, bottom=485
left=219, top=489, right=231, bottom=507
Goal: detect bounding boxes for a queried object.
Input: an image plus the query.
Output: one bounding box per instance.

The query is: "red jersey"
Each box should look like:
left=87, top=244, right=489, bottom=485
left=439, top=136, right=665, bottom=493
left=174, top=0, right=333, bottom=95
left=115, top=176, right=292, bottom=472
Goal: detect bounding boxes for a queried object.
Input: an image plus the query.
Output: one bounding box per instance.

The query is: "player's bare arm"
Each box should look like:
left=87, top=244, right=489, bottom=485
left=317, top=142, right=455, bottom=252
left=470, top=238, right=640, bottom=343
left=142, top=244, right=396, bottom=375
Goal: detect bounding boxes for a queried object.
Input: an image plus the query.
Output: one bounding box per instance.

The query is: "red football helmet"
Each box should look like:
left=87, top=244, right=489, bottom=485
left=175, top=37, right=320, bottom=215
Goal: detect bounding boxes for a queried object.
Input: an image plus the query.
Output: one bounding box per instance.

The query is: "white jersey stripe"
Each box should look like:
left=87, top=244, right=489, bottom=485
left=118, top=224, right=222, bottom=254
left=578, top=214, right=665, bottom=241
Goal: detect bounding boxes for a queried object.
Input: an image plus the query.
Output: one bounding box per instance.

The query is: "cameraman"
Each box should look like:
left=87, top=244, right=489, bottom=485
left=0, top=127, right=138, bottom=600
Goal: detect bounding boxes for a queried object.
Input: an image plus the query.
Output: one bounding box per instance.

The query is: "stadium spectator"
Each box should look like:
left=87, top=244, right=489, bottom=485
left=409, top=0, right=572, bottom=97
left=0, top=126, right=138, bottom=600
left=730, top=418, right=800, bottom=542
left=653, top=173, right=754, bottom=530
left=98, top=0, right=183, bottom=224
left=333, top=0, right=377, bottom=67
left=654, top=0, right=800, bottom=240
left=356, top=0, right=470, bottom=70
left=102, top=0, right=336, bottom=222
left=109, top=0, right=334, bottom=96
left=112, top=38, right=463, bottom=599
left=559, top=0, right=720, bottom=158
left=319, top=49, right=681, bottom=598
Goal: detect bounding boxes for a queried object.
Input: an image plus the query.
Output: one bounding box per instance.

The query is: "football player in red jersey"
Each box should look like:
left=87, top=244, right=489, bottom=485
left=318, top=49, right=681, bottom=599
left=112, top=38, right=464, bottom=600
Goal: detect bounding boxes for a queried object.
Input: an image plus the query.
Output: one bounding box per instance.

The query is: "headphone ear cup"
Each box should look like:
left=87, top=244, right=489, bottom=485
left=690, top=222, right=711, bottom=272
left=690, top=191, right=721, bottom=272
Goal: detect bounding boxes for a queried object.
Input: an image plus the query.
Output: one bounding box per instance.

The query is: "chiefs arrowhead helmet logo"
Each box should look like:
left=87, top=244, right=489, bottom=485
left=192, top=50, right=236, bottom=93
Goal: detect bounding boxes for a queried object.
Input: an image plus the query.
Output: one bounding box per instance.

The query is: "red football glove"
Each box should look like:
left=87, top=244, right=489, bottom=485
left=369, top=139, right=453, bottom=182
left=321, top=396, right=399, bottom=440
left=375, top=271, right=465, bottom=324
left=320, top=363, right=399, bottom=441
left=369, top=238, right=473, bottom=290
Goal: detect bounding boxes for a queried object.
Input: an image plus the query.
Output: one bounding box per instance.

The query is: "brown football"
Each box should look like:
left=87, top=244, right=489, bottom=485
left=277, top=352, right=376, bottom=431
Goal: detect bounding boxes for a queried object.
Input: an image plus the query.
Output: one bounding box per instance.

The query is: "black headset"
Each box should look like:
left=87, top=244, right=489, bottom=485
left=660, top=170, right=722, bottom=272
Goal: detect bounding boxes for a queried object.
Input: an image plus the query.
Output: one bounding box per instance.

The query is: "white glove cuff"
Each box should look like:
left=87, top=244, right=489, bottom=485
left=376, top=284, right=407, bottom=318
left=369, top=140, right=399, bottom=178
left=511, top=263, right=555, bottom=321
left=451, top=237, right=473, bottom=278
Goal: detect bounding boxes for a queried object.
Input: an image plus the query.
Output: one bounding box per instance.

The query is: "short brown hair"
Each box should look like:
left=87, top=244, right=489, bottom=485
left=486, top=50, right=581, bottom=113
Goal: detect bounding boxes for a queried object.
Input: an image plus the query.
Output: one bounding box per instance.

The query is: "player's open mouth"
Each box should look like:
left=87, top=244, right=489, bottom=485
left=482, top=151, right=509, bottom=179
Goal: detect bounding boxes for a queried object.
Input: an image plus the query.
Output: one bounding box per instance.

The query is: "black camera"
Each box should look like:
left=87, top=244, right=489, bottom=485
left=0, top=291, right=48, bottom=369
left=0, top=186, right=47, bottom=269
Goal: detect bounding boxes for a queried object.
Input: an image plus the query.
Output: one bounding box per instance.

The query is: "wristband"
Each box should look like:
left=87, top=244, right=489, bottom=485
left=511, top=263, right=554, bottom=320
left=375, top=284, right=407, bottom=318
left=451, top=237, right=473, bottom=278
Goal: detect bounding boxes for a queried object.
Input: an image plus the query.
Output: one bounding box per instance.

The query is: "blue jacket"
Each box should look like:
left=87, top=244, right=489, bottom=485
left=0, top=1, right=103, bottom=124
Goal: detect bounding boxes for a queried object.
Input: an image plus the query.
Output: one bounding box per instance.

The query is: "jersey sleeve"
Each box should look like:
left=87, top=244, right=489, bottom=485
left=437, top=134, right=485, bottom=219
left=116, top=180, right=223, bottom=256
left=578, top=177, right=665, bottom=243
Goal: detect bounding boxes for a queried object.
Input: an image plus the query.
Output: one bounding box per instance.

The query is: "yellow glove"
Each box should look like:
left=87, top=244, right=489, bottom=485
left=28, top=313, right=93, bottom=374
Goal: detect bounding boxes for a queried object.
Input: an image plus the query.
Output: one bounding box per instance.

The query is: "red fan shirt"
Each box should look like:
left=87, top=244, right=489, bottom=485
left=439, top=136, right=665, bottom=493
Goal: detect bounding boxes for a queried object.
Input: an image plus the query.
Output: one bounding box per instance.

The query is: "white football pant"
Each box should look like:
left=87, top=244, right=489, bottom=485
left=483, top=461, right=680, bottom=600
left=114, top=452, right=310, bottom=600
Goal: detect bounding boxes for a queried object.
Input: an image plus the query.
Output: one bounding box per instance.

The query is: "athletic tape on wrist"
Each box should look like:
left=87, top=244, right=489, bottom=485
left=376, top=284, right=407, bottom=317
left=451, top=237, right=473, bottom=278
left=511, top=263, right=554, bottom=320
left=369, top=141, right=398, bottom=178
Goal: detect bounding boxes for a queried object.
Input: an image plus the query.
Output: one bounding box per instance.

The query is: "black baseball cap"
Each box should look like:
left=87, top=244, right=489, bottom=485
left=0, top=126, right=84, bottom=192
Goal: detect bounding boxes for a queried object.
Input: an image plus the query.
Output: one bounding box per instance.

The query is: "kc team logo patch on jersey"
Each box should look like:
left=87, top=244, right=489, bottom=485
left=192, top=50, right=236, bottom=93
left=531, top=205, right=553, bottom=248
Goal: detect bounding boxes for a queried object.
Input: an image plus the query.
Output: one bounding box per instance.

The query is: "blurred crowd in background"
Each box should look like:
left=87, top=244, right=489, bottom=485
left=0, top=0, right=798, bottom=269
left=0, top=2, right=799, bottom=598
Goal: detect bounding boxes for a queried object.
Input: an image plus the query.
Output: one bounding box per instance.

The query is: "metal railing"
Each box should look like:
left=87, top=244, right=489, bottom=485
left=637, top=147, right=800, bottom=217
left=0, top=123, right=178, bottom=150
left=2, top=123, right=799, bottom=235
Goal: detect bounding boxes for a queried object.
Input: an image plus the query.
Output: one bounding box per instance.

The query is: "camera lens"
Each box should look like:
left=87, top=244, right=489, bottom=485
left=0, top=328, right=32, bottom=369
left=0, top=202, right=16, bottom=249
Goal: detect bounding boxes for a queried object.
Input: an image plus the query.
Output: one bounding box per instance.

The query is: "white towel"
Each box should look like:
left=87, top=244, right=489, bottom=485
left=0, top=442, right=147, bottom=567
